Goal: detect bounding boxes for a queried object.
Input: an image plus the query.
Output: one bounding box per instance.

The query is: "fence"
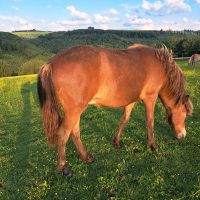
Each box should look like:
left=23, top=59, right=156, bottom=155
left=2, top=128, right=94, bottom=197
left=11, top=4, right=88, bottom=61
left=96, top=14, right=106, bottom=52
left=173, top=57, right=190, bottom=61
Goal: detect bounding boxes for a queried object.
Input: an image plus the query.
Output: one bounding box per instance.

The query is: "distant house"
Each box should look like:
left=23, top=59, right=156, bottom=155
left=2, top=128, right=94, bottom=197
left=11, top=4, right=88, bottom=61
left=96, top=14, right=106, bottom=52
left=88, top=26, right=94, bottom=30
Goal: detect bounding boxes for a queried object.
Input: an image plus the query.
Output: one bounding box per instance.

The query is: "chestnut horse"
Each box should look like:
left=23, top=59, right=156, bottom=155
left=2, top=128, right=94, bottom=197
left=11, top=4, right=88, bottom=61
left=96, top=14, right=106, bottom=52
left=37, top=44, right=193, bottom=176
left=189, top=54, right=200, bottom=66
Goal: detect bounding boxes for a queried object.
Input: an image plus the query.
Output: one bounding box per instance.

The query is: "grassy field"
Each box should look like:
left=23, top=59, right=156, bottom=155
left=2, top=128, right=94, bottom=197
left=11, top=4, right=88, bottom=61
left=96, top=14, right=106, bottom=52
left=0, top=61, right=200, bottom=200
left=12, top=31, right=50, bottom=39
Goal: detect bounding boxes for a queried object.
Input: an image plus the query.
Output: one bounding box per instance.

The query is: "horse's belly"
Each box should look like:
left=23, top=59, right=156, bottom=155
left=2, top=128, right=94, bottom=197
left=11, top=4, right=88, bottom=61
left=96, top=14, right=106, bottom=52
left=88, top=91, right=140, bottom=108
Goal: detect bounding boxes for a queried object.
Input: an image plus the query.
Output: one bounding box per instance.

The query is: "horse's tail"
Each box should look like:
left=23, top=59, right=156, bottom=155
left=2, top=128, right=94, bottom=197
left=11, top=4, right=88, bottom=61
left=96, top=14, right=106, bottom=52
left=37, top=63, right=62, bottom=148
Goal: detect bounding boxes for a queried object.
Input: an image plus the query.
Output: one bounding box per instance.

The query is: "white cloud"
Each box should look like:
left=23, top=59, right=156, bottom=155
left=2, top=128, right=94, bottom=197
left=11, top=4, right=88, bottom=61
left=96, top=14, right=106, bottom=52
left=40, top=19, right=46, bottom=23
left=125, top=14, right=153, bottom=26
left=45, top=22, right=67, bottom=31
left=99, top=24, right=110, bottom=30
left=142, top=0, right=163, bottom=11
left=149, top=19, right=200, bottom=31
left=121, top=4, right=139, bottom=13
left=0, top=15, right=37, bottom=31
left=183, top=17, right=188, bottom=22
left=0, top=15, right=27, bottom=25
left=105, top=8, right=118, bottom=15
left=65, top=5, right=92, bottom=26
left=192, top=20, right=200, bottom=25
left=66, top=5, right=91, bottom=20
left=94, top=14, right=110, bottom=23
left=142, top=0, right=191, bottom=15
left=195, top=0, right=200, bottom=4
left=57, top=19, right=92, bottom=26
left=131, top=17, right=153, bottom=26
left=124, top=14, right=154, bottom=29
left=165, top=0, right=191, bottom=14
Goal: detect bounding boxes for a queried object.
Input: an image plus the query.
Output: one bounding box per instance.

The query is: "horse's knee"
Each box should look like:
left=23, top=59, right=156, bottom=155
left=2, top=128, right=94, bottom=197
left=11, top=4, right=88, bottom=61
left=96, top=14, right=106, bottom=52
left=71, top=130, right=80, bottom=141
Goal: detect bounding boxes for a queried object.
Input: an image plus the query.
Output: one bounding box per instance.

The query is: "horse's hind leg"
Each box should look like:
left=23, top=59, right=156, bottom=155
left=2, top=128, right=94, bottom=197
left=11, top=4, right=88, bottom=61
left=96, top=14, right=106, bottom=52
left=113, top=102, right=136, bottom=149
left=57, top=124, right=72, bottom=176
left=56, top=112, right=81, bottom=176
left=71, top=118, right=95, bottom=163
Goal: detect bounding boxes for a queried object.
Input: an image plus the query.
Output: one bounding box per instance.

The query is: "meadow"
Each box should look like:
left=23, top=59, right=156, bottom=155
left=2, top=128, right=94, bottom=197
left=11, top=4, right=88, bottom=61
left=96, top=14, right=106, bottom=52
left=12, top=31, right=50, bottom=39
left=0, top=61, right=199, bottom=199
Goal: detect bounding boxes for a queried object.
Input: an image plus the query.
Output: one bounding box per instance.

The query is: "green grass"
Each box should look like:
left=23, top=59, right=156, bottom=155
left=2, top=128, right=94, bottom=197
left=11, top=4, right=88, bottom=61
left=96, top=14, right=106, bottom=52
left=12, top=31, right=50, bottom=39
left=0, top=62, right=200, bottom=200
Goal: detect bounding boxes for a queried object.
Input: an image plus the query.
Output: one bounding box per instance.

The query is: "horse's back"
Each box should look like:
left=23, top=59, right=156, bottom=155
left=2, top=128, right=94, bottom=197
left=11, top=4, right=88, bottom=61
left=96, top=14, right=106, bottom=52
left=91, top=46, right=164, bottom=107
left=48, top=45, right=165, bottom=108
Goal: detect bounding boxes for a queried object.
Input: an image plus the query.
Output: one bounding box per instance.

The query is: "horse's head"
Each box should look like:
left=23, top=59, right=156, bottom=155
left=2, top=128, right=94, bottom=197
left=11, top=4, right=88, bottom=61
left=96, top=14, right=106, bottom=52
left=188, top=56, right=193, bottom=66
left=167, top=95, right=193, bottom=139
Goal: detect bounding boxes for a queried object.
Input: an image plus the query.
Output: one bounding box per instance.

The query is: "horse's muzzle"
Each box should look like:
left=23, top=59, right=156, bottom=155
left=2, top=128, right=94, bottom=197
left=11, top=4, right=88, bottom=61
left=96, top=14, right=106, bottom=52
left=175, top=129, right=186, bottom=139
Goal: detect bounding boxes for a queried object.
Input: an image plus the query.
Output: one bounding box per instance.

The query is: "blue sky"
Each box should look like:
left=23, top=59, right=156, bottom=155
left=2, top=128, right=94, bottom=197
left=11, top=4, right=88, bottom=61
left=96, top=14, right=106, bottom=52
left=0, top=0, right=200, bottom=31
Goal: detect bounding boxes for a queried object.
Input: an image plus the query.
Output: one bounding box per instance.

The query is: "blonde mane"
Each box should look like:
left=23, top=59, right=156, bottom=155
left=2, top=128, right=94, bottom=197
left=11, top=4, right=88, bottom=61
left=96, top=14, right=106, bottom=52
left=155, top=46, right=193, bottom=114
left=155, top=47, right=186, bottom=103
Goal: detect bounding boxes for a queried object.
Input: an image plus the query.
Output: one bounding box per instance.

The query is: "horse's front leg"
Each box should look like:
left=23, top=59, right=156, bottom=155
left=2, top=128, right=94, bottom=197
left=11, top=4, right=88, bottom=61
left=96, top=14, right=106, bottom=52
left=113, top=102, right=136, bottom=149
left=144, top=95, right=158, bottom=151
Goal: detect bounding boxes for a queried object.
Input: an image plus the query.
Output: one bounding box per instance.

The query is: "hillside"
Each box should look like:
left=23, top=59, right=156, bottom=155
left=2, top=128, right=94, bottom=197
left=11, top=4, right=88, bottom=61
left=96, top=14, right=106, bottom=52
left=0, top=29, right=200, bottom=77
left=0, top=32, right=53, bottom=77
left=31, top=29, right=200, bottom=54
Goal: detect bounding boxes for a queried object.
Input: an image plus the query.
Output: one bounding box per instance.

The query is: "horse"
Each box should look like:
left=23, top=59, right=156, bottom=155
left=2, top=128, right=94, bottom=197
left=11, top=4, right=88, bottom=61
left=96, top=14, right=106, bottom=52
left=37, top=44, right=193, bottom=176
left=189, top=54, right=200, bottom=66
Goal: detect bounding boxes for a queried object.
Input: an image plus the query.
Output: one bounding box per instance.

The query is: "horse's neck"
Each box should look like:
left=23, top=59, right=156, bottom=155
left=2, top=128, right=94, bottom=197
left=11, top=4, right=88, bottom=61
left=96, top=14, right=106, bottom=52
left=159, top=91, right=176, bottom=111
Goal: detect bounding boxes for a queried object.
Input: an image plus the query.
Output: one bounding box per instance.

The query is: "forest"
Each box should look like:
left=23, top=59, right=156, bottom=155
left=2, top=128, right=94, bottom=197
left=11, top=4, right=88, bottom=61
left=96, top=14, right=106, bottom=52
left=0, top=29, right=200, bottom=77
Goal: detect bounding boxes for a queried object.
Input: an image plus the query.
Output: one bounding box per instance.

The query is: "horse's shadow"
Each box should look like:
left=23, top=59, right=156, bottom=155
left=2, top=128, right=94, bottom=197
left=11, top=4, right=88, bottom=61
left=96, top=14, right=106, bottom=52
left=2, top=81, right=40, bottom=198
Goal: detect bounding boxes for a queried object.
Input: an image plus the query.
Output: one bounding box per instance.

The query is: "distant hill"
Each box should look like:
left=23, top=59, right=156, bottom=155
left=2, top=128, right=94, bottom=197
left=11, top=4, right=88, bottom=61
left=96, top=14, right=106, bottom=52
left=0, top=29, right=200, bottom=77
left=0, top=32, right=53, bottom=77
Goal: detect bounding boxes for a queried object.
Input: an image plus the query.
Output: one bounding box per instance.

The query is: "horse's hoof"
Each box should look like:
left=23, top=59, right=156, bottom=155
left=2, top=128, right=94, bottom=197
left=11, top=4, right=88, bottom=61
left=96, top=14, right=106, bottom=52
left=113, top=137, right=121, bottom=150
left=149, top=143, right=159, bottom=152
left=63, top=165, right=73, bottom=177
left=87, top=154, right=95, bottom=164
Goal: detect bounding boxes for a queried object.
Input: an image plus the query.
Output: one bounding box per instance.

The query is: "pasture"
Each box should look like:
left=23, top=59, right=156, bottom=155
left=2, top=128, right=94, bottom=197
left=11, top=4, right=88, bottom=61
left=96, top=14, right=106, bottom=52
left=0, top=61, right=200, bottom=199
left=12, top=31, right=50, bottom=39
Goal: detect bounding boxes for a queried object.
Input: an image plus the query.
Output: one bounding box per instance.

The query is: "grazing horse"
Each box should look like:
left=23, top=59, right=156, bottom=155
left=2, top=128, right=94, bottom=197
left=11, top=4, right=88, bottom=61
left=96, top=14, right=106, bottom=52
left=37, top=44, right=193, bottom=176
left=189, top=54, right=200, bottom=66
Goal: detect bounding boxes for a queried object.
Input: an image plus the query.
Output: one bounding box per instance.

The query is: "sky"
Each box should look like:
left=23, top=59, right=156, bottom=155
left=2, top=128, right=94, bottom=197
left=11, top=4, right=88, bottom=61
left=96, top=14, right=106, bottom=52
left=0, top=0, right=200, bottom=32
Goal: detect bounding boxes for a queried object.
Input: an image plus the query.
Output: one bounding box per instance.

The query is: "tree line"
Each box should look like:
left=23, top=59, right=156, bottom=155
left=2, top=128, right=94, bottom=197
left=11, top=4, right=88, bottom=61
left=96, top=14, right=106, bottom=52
left=0, top=29, right=200, bottom=77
